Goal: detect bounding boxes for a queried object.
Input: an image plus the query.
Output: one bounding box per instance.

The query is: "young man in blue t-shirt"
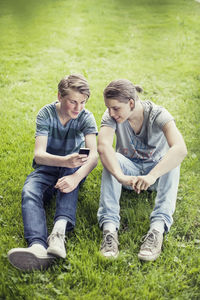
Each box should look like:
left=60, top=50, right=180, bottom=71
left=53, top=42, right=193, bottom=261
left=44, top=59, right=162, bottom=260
left=8, top=74, right=98, bottom=271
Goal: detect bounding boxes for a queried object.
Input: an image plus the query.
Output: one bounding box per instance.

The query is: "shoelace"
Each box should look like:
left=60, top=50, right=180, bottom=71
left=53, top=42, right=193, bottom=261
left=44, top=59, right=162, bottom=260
left=140, top=231, right=158, bottom=248
left=102, top=232, right=119, bottom=250
left=47, top=232, right=66, bottom=244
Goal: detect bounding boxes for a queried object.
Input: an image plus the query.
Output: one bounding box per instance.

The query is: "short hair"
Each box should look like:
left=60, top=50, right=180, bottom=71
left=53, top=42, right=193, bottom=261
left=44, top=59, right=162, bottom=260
left=103, top=79, right=143, bottom=103
left=58, top=74, right=90, bottom=99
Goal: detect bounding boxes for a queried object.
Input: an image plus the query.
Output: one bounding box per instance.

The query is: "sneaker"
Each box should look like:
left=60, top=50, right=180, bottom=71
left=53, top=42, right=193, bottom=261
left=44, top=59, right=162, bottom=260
left=47, top=232, right=66, bottom=258
left=7, top=244, right=55, bottom=271
left=138, top=229, right=163, bottom=261
left=100, top=230, right=119, bottom=258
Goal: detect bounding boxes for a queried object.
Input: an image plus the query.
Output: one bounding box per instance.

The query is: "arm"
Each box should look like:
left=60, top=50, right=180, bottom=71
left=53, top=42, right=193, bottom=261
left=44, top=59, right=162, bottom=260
left=134, top=120, right=187, bottom=193
left=55, top=133, right=98, bottom=193
left=34, top=136, right=88, bottom=168
left=97, top=126, right=136, bottom=185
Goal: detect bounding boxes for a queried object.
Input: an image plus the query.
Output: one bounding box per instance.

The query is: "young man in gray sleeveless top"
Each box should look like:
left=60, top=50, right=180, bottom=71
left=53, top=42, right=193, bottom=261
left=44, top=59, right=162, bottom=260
left=97, top=79, right=187, bottom=261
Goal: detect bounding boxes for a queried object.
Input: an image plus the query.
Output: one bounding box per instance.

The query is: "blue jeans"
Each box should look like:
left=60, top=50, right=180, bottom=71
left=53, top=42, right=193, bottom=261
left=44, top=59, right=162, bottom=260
left=97, top=153, right=180, bottom=233
left=22, top=165, right=81, bottom=248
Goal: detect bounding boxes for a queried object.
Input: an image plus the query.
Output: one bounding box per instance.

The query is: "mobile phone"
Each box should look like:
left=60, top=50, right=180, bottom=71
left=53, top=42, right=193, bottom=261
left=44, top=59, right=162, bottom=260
left=79, top=148, right=90, bottom=156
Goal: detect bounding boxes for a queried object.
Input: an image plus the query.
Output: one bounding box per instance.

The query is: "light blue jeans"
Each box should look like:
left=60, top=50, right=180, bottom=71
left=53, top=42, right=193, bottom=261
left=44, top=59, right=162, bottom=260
left=97, top=153, right=180, bottom=233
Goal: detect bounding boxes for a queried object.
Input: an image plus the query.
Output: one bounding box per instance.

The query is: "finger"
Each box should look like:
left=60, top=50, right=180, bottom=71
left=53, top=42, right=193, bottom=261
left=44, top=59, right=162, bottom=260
left=62, top=188, right=72, bottom=193
left=143, top=183, right=149, bottom=190
left=78, top=154, right=88, bottom=158
left=55, top=177, right=65, bottom=187
left=59, top=186, right=74, bottom=193
left=134, top=187, right=140, bottom=194
left=60, top=181, right=70, bottom=189
left=81, top=157, right=88, bottom=163
left=55, top=181, right=69, bottom=190
left=132, top=183, right=139, bottom=193
left=140, top=182, right=147, bottom=191
left=137, top=187, right=141, bottom=194
left=72, top=153, right=79, bottom=158
left=136, top=180, right=143, bottom=191
left=131, top=181, right=136, bottom=190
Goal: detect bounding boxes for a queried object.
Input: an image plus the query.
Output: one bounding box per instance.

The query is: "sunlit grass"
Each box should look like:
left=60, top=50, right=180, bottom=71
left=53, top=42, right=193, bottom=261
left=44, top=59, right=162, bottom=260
left=0, top=0, right=200, bottom=299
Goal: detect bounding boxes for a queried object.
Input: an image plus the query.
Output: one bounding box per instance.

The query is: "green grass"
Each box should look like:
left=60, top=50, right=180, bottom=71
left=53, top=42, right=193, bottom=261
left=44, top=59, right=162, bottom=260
left=0, top=0, right=200, bottom=299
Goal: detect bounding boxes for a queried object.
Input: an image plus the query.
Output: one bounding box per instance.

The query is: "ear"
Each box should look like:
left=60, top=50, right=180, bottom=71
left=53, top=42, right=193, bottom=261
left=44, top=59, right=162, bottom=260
left=58, top=92, right=62, bottom=102
left=129, top=99, right=135, bottom=110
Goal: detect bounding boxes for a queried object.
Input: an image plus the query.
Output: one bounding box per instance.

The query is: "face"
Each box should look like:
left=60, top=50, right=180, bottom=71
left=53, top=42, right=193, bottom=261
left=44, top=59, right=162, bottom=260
left=105, top=98, right=134, bottom=123
left=58, top=89, right=88, bottom=119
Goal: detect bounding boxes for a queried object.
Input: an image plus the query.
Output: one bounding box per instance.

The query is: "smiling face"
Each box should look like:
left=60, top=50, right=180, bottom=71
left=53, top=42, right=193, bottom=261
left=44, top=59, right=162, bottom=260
left=105, top=98, right=135, bottom=123
left=58, top=89, right=88, bottom=120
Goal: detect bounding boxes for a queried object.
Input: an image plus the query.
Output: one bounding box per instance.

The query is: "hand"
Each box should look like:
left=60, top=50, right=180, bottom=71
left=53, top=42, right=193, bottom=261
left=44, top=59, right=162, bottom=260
left=133, top=174, right=157, bottom=194
left=64, top=153, right=88, bottom=168
left=118, top=175, right=138, bottom=188
left=117, top=174, right=156, bottom=194
left=55, top=174, right=79, bottom=193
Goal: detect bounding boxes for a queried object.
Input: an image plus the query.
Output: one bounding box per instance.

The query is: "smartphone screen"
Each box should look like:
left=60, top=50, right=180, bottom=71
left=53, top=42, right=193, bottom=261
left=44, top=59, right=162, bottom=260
left=79, top=148, right=90, bottom=156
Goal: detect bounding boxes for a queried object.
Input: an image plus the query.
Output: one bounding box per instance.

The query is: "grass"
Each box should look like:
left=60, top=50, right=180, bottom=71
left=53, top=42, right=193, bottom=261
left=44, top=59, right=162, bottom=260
left=0, top=0, right=200, bottom=299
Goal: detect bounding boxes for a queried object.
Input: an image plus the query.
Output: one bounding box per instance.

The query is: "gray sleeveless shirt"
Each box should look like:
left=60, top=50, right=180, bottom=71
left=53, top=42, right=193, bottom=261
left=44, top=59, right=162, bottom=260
left=101, top=100, right=174, bottom=163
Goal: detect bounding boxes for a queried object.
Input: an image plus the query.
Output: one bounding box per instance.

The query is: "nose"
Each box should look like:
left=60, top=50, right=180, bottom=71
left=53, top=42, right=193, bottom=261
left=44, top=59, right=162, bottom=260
left=109, top=108, right=115, bottom=117
left=75, top=103, right=82, bottom=111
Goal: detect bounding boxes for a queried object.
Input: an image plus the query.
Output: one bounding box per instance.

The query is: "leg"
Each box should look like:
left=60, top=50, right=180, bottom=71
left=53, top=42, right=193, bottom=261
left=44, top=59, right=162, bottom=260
left=22, top=166, right=59, bottom=248
left=97, top=153, right=141, bottom=230
left=47, top=167, right=81, bottom=258
left=150, top=166, right=180, bottom=233
left=8, top=166, right=58, bottom=271
left=98, top=154, right=141, bottom=258
left=54, top=167, right=80, bottom=230
left=138, top=166, right=180, bottom=262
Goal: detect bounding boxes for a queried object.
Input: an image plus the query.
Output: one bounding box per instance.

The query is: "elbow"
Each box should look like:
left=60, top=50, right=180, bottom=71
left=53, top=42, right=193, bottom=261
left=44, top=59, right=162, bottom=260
left=89, top=150, right=98, bottom=168
left=34, top=151, right=43, bottom=164
left=179, top=144, right=188, bottom=161
left=34, top=154, right=40, bottom=164
left=97, top=143, right=106, bottom=156
left=93, top=153, right=99, bottom=168
left=183, top=146, right=188, bottom=159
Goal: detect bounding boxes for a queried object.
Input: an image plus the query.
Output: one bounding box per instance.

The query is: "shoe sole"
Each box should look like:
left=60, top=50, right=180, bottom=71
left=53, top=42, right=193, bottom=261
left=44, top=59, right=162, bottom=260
left=8, top=251, right=55, bottom=271
left=47, top=247, right=66, bottom=259
left=138, top=252, right=161, bottom=262
left=100, top=250, right=119, bottom=259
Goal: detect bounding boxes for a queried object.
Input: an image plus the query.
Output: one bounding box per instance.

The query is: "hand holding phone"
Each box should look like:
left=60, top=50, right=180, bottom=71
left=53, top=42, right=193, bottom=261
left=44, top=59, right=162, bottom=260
left=79, top=148, right=90, bottom=156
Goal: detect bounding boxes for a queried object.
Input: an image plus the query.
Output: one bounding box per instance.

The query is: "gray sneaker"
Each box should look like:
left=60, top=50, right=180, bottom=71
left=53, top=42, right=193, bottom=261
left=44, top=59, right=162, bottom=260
left=47, top=232, right=66, bottom=258
left=100, top=230, right=119, bottom=258
left=138, top=229, right=163, bottom=261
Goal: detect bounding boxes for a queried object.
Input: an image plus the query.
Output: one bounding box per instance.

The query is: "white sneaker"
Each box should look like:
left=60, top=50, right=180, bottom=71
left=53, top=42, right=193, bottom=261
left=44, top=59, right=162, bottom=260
left=100, top=230, right=119, bottom=258
left=47, top=232, right=66, bottom=258
left=7, top=244, right=55, bottom=271
left=138, top=229, right=163, bottom=261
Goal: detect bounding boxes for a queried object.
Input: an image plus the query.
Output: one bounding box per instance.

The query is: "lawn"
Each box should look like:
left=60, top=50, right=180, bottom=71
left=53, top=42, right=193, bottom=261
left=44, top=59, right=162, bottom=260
left=0, top=0, right=200, bottom=299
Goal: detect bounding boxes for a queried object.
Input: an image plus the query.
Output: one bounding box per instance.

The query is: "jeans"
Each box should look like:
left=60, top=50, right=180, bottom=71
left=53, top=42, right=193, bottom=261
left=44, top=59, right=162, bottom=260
left=22, top=165, right=81, bottom=248
left=97, top=153, right=180, bottom=233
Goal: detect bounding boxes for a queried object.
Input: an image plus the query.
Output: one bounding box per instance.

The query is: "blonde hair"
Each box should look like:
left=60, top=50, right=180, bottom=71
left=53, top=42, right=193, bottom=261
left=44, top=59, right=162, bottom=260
left=58, top=74, right=90, bottom=99
left=104, top=79, right=143, bottom=103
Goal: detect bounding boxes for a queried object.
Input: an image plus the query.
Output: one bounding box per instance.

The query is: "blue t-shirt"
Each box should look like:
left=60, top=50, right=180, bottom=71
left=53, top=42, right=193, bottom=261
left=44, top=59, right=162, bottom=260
left=33, top=102, right=98, bottom=168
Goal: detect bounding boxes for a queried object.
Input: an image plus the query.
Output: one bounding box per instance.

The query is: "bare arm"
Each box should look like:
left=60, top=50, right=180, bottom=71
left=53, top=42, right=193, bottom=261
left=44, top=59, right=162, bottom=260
left=55, top=133, right=98, bottom=193
left=149, top=120, right=187, bottom=178
left=98, top=121, right=187, bottom=194
left=34, top=136, right=87, bottom=168
left=97, top=126, right=128, bottom=181
left=134, top=120, right=187, bottom=193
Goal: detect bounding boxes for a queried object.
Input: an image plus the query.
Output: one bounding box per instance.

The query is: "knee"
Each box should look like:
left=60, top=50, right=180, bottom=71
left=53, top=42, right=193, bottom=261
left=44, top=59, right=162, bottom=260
left=22, top=183, right=33, bottom=199
left=22, top=184, right=41, bottom=205
left=115, top=152, right=127, bottom=168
